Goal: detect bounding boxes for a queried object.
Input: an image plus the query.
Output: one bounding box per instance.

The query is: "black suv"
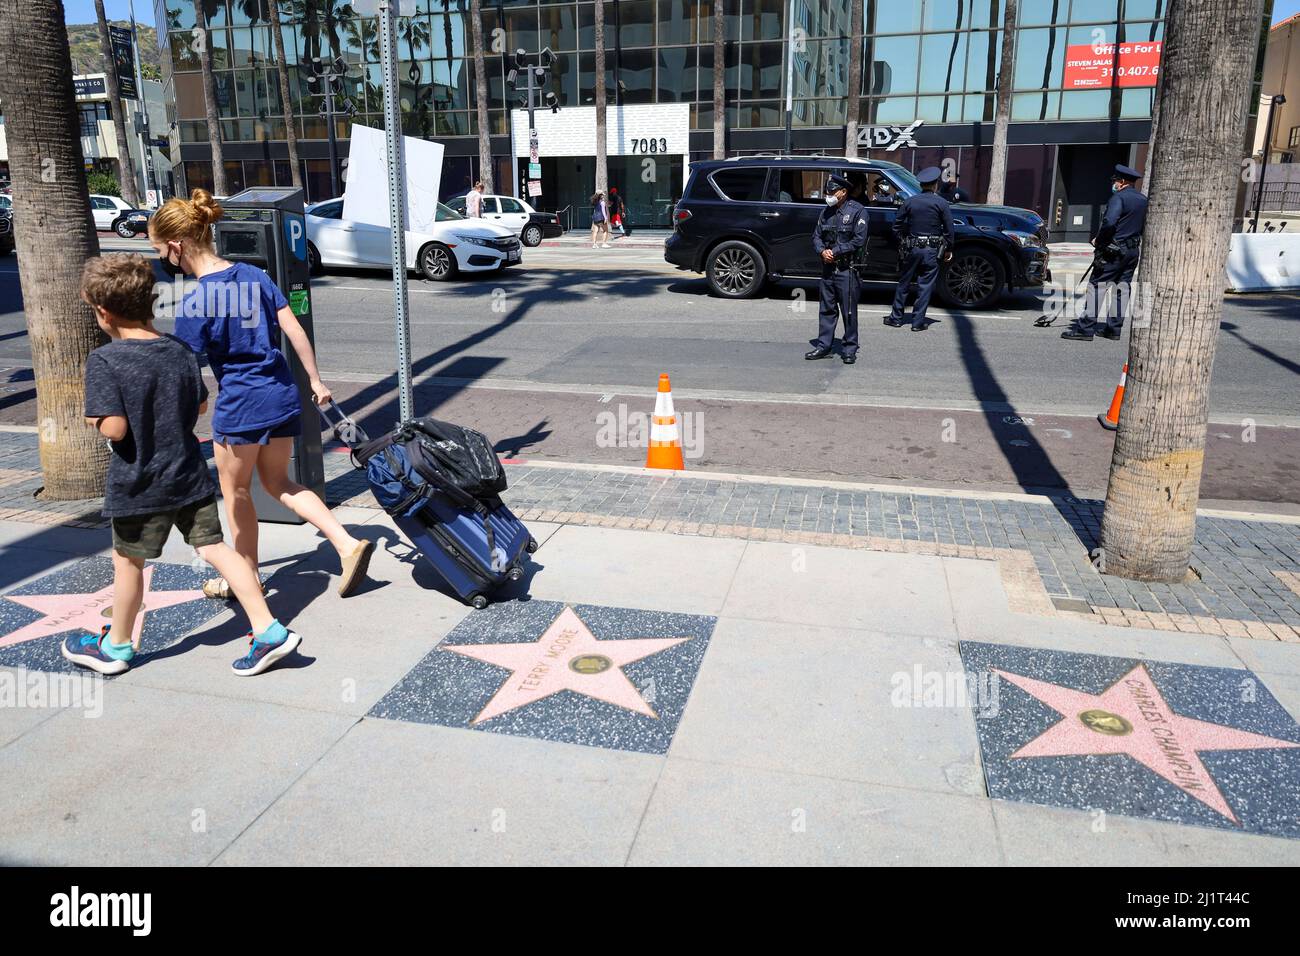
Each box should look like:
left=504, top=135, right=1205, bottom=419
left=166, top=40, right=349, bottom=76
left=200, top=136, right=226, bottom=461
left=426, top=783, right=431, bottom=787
left=664, top=156, right=1050, bottom=309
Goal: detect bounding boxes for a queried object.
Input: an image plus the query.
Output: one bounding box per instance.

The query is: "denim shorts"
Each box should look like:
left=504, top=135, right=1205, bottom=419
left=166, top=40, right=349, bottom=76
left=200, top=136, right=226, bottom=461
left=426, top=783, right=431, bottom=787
left=213, top=415, right=302, bottom=446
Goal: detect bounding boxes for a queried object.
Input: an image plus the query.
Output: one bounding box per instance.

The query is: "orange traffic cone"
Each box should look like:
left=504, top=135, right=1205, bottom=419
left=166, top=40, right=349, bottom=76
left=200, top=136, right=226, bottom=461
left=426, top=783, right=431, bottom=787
left=1098, top=363, right=1128, bottom=431
left=645, top=374, right=685, bottom=470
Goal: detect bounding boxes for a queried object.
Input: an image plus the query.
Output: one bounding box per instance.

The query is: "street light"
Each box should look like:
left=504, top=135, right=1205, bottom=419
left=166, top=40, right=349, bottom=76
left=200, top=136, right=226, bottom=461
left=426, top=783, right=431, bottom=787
left=1251, top=94, right=1287, bottom=233
left=508, top=48, right=560, bottom=200
left=306, top=56, right=359, bottom=200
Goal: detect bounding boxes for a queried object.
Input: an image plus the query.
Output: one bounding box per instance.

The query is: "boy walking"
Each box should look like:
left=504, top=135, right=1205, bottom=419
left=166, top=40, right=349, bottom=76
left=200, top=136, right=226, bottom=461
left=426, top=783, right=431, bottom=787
left=62, top=254, right=302, bottom=677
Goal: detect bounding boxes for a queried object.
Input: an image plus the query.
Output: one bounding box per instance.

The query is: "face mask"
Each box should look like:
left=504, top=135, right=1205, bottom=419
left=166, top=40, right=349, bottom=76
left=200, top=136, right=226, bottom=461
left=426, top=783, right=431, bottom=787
left=158, top=246, right=183, bottom=277
left=1111, top=182, right=1123, bottom=193
left=825, top=194, right=839, bottom=206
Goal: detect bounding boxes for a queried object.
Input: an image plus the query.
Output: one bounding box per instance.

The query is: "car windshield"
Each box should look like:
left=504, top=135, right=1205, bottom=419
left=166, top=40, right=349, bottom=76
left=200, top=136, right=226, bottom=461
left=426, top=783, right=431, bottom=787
left=436, top=202, right=463, bottom=222
left=886, top=166, right=922, bottom=197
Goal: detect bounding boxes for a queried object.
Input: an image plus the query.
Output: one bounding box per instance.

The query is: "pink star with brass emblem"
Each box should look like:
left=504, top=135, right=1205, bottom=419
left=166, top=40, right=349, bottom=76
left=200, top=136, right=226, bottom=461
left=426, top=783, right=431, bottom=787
left=996, top=663, right=1300, bottom=823
left=1, top=566, right=205, bottom=650
left=442, top=606, right=689, bottom=725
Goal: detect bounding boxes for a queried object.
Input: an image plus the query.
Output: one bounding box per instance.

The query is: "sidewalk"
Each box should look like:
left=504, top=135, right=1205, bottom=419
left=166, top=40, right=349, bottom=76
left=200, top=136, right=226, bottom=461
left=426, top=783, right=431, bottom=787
left=1, top=427, right=1298, bottom=864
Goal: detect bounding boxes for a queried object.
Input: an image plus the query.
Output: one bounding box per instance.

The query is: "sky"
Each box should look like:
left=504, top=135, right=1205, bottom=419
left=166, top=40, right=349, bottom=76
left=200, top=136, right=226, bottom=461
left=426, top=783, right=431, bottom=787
left=61, top=0, right=1300, bottom=31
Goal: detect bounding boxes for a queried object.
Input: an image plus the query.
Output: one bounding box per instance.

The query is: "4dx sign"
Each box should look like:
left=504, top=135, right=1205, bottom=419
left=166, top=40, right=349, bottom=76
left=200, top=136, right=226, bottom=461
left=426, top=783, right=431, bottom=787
left=856, top=121, right=923, bottom=151
left=628, top=137, right=669, bottom=154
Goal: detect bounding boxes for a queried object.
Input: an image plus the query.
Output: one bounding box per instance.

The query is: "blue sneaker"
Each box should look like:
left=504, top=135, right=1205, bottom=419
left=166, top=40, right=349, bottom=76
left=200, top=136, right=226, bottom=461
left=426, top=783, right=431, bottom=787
left=61, top=625, right=133, bottom=676
left=231, top=621, right=301, bottom=676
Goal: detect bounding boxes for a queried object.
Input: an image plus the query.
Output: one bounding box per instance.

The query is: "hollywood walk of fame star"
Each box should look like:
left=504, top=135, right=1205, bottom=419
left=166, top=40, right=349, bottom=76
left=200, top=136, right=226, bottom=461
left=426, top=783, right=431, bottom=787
left=995, top=663, right=1300, bottom=823
left=1, top=566, right=205, bottom=650
left=442, top=605, right=689, bottom=725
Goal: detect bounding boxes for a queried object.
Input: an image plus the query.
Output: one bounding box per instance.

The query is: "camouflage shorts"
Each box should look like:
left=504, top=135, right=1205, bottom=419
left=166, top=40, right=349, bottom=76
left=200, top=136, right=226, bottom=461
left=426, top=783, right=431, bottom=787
left=111, top=496, right=224, bottom=560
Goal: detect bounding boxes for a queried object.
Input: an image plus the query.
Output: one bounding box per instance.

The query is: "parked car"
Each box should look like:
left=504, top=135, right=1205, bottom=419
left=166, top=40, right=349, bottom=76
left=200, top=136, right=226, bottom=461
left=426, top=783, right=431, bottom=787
left=664, top=156, right=1050, bottom=309
left=305, top=198, right=522, bottom=281
left=445, top=193, right=563, bottom=247
left=90, top=194, right=150, bottom=238
left=0, top=209, right=13, bottom=257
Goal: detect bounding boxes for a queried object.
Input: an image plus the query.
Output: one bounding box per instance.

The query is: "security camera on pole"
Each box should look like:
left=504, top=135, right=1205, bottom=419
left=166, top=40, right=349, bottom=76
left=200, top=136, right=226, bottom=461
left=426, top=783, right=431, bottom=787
left=507, top=48, right=559, bottom=200
left=306, top=55, right=359, bottom=200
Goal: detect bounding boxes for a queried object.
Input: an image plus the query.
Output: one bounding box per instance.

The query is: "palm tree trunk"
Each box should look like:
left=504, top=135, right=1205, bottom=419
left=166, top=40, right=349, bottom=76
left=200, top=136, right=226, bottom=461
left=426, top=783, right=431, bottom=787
left=94, top=0, right=141, bottom=205
left=268, top=0, right=303, bottom=189
left=844, top=0, right=862, bottom=157
left=712, top=0, right=725, bottom=159
left=471, top=0, right=493, bottom=191
left=986, top=0, right=1017, bottom=204
left=0, top=0, right=109, bottom=499
left=594, top=0, right=608, bottom=196
left=194, top=0, right=228, bottom=195
left=1099, top=0, right=1266, bottom=582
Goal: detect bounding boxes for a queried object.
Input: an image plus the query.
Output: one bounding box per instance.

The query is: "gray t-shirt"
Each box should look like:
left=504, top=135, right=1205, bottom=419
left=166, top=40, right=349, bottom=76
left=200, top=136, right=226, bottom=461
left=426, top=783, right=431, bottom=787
left=83, top=334, right=215, bottom=518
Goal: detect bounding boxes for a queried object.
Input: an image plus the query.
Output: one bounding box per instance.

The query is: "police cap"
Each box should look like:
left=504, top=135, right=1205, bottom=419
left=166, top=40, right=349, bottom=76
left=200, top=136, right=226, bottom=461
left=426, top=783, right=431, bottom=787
left=1112, top=164, right=1142, bottom=182
left=916, top=166, right=943, bottom=185
left=825, top=174, right=851, bottom=193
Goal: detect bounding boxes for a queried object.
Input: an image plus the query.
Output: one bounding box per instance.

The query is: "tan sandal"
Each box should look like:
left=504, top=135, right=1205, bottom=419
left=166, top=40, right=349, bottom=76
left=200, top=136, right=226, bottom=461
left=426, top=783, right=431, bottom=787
left=338, top=540, right=375, bottom=597
left=202, top=578, right=267, bottom=600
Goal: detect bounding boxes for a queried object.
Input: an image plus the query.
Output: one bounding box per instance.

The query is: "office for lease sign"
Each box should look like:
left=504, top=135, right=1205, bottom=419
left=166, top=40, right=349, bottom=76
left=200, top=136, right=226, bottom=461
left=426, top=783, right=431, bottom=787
left=1063, top=41, right=1162, bottom=89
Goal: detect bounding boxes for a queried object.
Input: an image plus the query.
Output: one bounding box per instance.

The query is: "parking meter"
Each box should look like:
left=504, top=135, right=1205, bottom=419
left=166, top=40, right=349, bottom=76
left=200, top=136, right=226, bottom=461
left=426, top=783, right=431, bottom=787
left=212, top=187, right=326, bottom=524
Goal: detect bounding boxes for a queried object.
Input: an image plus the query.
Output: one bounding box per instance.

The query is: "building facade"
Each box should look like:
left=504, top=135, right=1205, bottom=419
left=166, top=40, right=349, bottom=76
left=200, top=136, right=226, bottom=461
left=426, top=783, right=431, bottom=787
left=154, top=0, right=1270, bottom=239
left=0, top=74, right=172, bottom=203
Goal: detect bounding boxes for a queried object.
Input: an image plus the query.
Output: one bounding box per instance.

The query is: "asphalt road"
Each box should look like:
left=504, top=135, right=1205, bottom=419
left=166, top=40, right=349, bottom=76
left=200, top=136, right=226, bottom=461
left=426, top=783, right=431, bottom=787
left=2, top=235, right=1298, bottom=507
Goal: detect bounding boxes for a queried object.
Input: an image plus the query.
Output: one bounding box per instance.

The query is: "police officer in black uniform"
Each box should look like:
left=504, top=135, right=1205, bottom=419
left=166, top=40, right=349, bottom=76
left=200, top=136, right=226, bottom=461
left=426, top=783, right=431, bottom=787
left=885, top=166, right=954, bottom=332
left=1062, top=164, right=1148, bottom=342
left=806, top=174, right=868, bottom=364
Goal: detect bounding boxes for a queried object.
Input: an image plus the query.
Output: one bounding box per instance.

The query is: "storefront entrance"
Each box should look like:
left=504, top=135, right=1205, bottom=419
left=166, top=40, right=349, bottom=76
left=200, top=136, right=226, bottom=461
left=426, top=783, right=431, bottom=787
left=527, top=155, right=683, bottom=229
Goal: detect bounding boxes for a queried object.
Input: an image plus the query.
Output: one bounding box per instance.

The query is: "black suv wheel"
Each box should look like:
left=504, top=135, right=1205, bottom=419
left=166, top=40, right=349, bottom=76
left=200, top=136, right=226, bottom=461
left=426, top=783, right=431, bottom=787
left=939, top=246, right=1005, bottom=310
left=706, top=240, right=765, bottom=299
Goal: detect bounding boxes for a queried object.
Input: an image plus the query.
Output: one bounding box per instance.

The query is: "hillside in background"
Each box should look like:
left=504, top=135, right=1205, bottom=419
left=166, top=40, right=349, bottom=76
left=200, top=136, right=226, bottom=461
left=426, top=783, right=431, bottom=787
left=66, top=22, right=161, bottom=80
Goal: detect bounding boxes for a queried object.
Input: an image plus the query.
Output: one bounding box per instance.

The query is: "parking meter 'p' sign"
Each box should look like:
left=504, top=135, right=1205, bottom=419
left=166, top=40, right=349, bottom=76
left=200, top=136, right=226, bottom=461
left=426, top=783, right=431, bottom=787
left=284, top=213, right=307, bottom=262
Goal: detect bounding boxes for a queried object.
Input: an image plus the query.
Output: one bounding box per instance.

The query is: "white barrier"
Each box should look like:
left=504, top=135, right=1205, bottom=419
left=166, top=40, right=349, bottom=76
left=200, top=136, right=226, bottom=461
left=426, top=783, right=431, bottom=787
left=1224, top=232, right=1300, bottom=292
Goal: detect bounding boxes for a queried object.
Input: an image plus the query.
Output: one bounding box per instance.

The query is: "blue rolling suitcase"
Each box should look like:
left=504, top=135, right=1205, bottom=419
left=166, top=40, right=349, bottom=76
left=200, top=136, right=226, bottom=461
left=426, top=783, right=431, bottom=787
left=321, top=401, right=537, bottom=608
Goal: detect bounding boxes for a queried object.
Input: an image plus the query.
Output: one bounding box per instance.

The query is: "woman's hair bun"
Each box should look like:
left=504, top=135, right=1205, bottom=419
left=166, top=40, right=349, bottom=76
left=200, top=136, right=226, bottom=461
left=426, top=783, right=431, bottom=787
left=189, top=188, right=224, bottom=226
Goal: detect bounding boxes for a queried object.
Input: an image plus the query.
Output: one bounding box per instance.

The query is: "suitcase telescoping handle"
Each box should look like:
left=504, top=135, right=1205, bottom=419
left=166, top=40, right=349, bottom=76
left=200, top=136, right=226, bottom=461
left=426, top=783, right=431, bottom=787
left=318, top=398, right=370, bottom=447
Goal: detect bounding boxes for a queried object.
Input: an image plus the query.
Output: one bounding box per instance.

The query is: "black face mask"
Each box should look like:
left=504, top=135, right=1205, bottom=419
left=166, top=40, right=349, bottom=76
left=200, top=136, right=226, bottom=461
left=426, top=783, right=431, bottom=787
left=158, top=249, right=183, bottom=277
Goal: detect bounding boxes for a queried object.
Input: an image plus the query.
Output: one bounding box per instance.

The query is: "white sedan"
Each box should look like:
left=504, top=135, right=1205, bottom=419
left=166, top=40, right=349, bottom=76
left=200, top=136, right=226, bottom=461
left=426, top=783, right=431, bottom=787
left=446, top=194, right=564, bottom=247
left=305, top=199, right=522, bottom=281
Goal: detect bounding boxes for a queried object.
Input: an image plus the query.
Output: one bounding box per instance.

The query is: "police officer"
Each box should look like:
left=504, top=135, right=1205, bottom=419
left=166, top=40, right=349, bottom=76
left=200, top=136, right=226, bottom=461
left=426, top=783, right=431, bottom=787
left=806, top=174, right=868, bottom=364
left=885, top=166, right=954, bottom=332
left=1062, top=164, right=1147, bottom=342
left=938, top=172, right=968, bottom=204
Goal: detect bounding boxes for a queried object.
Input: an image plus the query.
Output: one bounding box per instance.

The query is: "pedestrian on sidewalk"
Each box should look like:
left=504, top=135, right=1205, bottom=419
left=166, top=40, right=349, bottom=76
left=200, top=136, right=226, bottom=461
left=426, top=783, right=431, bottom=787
left=149, top=190, right=374, bottom=601
left=609, top=187, right=632, bottom=237
left=65, top=254, right=302, bottom=677
left=590, top=192, right=611, bottom=248
left=465, top=181, right=484, bottom=218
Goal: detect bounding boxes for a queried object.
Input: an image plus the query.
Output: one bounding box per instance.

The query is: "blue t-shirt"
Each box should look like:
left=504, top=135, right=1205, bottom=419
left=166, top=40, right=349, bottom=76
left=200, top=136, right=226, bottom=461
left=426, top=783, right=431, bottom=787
left=175, top=262, right=301, bottom=434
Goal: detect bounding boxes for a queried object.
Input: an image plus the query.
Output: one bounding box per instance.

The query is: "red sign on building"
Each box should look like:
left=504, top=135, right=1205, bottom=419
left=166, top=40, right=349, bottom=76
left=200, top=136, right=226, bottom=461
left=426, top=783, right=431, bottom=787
left=1063, top=41, right=1162, bottom=89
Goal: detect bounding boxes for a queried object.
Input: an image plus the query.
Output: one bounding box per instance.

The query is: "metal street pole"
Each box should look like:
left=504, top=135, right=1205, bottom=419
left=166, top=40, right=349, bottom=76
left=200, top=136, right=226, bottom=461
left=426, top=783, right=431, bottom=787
left=1251, top=94, right=1286, bottom=233
left=783, top=1, right=796, bottom=154
left=309, top=57, right=353, bottom=199
left=128, top=0, right=157, bottom=204
left=379, top=0, right=414, bottom=421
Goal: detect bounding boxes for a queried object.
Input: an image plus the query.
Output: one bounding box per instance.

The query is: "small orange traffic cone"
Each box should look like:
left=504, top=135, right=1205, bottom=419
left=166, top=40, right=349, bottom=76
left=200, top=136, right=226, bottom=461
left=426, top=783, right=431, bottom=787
left=1098, top=363, right=1128, bottom=431
left=645, top=374, right=685, bottom=470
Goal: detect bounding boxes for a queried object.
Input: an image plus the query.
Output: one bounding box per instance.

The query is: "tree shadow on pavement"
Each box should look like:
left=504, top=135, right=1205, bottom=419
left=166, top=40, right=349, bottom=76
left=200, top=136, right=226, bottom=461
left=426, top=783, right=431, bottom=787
left=1220, top=320, right=1300, bottom=377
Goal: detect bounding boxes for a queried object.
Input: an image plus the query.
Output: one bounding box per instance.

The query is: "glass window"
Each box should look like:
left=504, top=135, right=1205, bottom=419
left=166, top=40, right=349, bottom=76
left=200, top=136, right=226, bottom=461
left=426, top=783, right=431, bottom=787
left=170, top=31, right=201, bottom=72
left=870, top=35, right=919, bottom=95
left=1069, top=0, right=1120, bottom=23
left=1013, top=28, right=1065, bottom=90
left=738, top=41, right=783, bottom=100
left=965, top=31, right=1001, bottom=94
left=1018, top=0, right=1058, bottom=26
left=1120, top=87, right=1153, bottom=118
left=794, top=98, right=846, bottom=127
left=541, top=3, right=579, bottom=49
left=924, top=0, right=971, bottom=31
left=802, top=0, right=852, bottom=40
left=710, top=166, right=768, bottom=201
left=1012, top=90, right=1059, bottom=120
left=500, top=197, right=526, bottom=213
left=968, top=0, right=1005, bottom=28
left=311, top=199, right=343, bottom=219
left=616, top=48, right=656, bottom=103
left=774, top=168, right=830, bottom=204
left=659, top=0, right=701, bottom=45
left=869, top=3, right=922, bottom=34
left=657, top=46, right=696, bottom=101
left=619, top=0, right=656, bottom=46
left=505, top=7, right=539, bottom=52
left=698, top=0, right=740, bottom=43
left=1059, top=89, right=1110, bottom=119
left=920, top=33, right=968, bottom=94
left=738, top=100, right=781, bottom=127
left=207, top=27, right=231, bottom=70
left=578, top=53, right=614, bottom=105
left=480, top=197, right=500, bottom=213
left=794, top=38, right=848, bottom=100
left=873, top=96, right=917, bottom=123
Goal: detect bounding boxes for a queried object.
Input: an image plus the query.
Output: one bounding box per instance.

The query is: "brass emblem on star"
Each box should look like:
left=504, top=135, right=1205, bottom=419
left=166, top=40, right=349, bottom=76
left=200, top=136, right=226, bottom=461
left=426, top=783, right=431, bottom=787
left=569, top=654, right=613, bottom=675
left=1078, top=709, right=1134, bottom=736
